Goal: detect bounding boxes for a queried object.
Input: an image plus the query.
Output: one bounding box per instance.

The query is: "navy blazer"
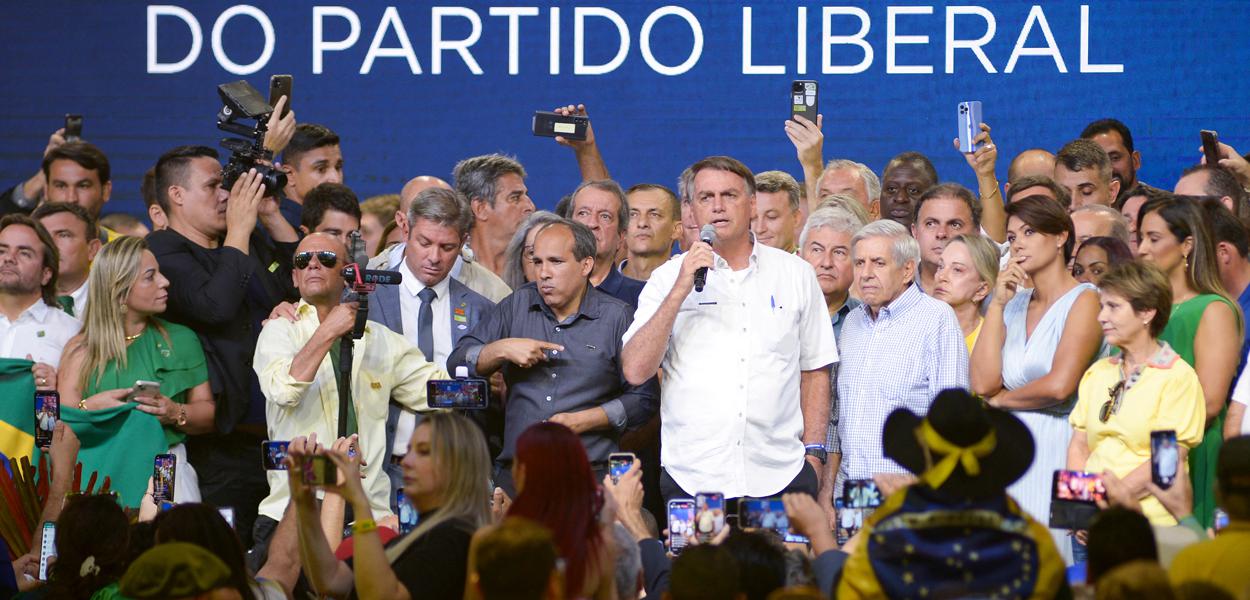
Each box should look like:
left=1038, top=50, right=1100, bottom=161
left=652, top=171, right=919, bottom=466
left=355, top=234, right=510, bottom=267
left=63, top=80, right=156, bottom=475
left=369, top=275, right=496, bottom=464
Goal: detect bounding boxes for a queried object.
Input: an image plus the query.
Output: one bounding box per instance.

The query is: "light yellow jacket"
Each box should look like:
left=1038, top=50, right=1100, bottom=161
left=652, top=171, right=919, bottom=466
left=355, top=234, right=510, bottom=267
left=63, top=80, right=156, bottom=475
left=253, top=301, right=447, bottom=521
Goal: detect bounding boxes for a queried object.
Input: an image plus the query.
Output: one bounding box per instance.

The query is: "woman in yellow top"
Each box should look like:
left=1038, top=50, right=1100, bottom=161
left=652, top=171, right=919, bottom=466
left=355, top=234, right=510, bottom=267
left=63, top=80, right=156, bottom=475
left=932, top=233, right=999, bottom=352
left=1069, top=262, right=1205, bottom=526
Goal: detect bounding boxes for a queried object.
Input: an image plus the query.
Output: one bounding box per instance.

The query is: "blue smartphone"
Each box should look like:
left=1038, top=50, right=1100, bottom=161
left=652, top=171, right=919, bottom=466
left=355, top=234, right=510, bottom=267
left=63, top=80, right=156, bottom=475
left=396, top=489, right=418, bottom=534
left=958, top=101, right=984, bottom=153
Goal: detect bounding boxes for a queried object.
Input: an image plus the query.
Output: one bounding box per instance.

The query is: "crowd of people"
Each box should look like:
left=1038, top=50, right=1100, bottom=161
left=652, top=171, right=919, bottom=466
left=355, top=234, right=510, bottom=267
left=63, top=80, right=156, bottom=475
left=0, top=98, right=1249, bottom=600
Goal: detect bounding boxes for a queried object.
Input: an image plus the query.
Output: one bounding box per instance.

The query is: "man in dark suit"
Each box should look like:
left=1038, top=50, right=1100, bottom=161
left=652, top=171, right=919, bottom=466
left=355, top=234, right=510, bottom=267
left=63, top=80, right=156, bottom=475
left=146, top=145, right=300, bottom=546
left=368, top=187, right=495, bottom=504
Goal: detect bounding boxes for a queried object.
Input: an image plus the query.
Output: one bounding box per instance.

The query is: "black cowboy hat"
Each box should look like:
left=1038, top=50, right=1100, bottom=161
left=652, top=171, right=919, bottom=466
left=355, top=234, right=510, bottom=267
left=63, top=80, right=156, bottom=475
left=883, top=388, right=1035, bottom=498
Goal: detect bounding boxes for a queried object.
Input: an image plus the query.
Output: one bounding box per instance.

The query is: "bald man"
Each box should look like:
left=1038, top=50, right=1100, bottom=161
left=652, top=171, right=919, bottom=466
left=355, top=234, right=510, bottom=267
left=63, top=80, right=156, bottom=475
left=254, top=233, right=446, bottom=536
left=398, top=175, right=453, bottom=234
left=1005, top=149, right=1056, bottom=198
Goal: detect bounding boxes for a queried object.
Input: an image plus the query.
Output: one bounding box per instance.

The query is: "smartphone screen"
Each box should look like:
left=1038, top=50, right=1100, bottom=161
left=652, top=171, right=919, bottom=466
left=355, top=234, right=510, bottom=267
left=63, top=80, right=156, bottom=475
left=34, top=391, right=59, bottom=448
left=608, top=453, right=634, bottom=484
left=740, top=498, right=806, bottom=543
left=695, top=492, right=726, bottom=542
left=1054, top=470, right=1106, bottom=505
left=218, top=507, right=235, bottom=528
left=958, top=101, right=984, bottom=153
left=790, top=80, right=818, bottom=123
left=427, top=379, right=488, bottom=409
left=1202, top=130, right=1222, bottom=167
left=1151, top=430, right=1179, bottom=489
left=152, top=454, right=176, bottom=504
left=397, top=489, right=418, bottom=534
left=837, top=480, right=883, bottom=546
left=38, top=522, right=55, bottom=581
left=1214, top=508, right=1230, bottom=532
left=667, top=499, right=696, bottom=555
left=302, top=455, right=336, bottom=486
left=262, top=441, right=290, bottom=470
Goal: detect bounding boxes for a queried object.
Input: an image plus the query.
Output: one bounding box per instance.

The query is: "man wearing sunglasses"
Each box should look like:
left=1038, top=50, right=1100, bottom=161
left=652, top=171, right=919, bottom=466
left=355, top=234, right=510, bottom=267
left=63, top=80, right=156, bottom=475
left=253, top=232, right=447, bottom=547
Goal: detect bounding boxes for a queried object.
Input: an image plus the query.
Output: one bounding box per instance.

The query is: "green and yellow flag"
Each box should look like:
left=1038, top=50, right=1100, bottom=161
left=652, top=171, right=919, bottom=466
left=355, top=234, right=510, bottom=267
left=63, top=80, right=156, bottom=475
left=0, top=359, right=36, bottom=465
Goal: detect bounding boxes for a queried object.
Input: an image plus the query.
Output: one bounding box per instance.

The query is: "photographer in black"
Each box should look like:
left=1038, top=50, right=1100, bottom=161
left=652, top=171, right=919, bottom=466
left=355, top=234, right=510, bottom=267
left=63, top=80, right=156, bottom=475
left=146, top=83, right=300, bottom=545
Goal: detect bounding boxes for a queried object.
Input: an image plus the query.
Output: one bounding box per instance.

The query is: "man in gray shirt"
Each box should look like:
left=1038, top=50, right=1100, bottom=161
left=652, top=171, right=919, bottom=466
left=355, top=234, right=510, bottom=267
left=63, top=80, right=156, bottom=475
left=448, top=218, right=659, bottom=496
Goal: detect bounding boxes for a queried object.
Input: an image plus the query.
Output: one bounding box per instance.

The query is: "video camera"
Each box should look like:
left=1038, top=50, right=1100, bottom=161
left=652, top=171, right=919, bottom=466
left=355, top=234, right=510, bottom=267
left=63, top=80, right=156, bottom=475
left=216, top=80, right=286, bottom=197
left=339, top=231, right=400, bottom=339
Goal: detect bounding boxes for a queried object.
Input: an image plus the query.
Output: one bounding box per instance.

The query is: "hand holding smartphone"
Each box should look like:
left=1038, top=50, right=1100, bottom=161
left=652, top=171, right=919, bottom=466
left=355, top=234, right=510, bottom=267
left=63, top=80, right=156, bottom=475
left=790, top=80, right=818, bottom=123
left=34, top=391, right=60, bottom=449
left=38, top=521, right=55, bottom=581
left=958, top=101, right=984, bottom=153
left=64, top=114, right=82, bottom=143
left=128, top=380, right=162, bottom=402
left=1151, top=430, right=1179, bottom=489
left=667, top=499, right=695, bottom=555
left=269, top=74, right=293, bottom=118
left=1202, top=130, right=1222, bottom=167
left=302, top=454, right=337, bottom=486
left=608, top=452, right=634, bottom=484
left=152, top=453, right=176, bottom=504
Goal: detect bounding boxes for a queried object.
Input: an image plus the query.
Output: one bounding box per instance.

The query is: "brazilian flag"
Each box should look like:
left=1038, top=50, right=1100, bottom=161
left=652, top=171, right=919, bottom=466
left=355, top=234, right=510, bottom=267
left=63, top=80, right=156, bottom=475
left=0, top=359, right=36, bottom=468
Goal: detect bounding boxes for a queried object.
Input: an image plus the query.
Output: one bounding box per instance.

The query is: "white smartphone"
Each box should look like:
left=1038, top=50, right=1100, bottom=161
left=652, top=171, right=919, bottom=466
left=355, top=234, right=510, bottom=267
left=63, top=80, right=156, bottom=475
left=128, top=380, right=162, bottom=401
left=38, top=521, right=56, bottom=581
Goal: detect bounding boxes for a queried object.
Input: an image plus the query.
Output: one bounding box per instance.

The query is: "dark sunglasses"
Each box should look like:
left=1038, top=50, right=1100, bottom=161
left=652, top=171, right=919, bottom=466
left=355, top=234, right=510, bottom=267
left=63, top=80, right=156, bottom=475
left=1099, top=380, right=1126, bottom=423
left=293, top=250, right=338, bottom=270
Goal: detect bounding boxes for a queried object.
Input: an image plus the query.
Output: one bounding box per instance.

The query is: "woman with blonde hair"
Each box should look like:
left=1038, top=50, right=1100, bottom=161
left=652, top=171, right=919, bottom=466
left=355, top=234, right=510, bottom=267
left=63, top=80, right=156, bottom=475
left=57, top=236, right=214, bottom=507
left=933, top=233, right=1000, bottom=352
left=293, top=411, right=492, bottom=600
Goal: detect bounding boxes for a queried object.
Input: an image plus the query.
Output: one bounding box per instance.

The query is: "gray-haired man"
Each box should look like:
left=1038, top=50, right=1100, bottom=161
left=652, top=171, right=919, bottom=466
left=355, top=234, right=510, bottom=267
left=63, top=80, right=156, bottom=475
left=456, top=154, right=535, bottom=277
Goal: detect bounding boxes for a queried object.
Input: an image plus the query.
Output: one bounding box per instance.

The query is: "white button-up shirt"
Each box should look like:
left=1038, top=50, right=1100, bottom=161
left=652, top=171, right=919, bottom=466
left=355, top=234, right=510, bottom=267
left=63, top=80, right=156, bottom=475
left=0, top=299, right=81, bottom=367
left=392, top=261, right=452, bottom=455
left=624, top=241, right=838, bottom=497
left=253, top=301, right=447, bottom=521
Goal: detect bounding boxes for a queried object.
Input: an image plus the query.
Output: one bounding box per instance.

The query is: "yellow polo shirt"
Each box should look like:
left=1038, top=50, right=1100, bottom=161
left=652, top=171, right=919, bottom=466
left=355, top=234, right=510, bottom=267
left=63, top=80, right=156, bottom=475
left=1071, top=345, right=1205, bottom=525
left=253, top=301, right=447, bottom=521
left=1169, top=524, right=1250, bottom=596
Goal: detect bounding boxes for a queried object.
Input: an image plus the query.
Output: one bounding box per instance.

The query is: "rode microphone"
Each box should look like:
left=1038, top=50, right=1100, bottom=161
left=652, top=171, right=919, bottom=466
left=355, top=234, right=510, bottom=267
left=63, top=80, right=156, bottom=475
left=694, top=224, right=715, bottom=293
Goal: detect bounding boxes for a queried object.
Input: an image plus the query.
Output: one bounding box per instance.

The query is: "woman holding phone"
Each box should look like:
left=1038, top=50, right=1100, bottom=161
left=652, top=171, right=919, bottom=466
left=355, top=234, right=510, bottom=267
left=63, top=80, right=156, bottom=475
left=1069, top=262, right=1205, bottom=528
left=970, top=196, right=1105, bottom=562
left=57, top=236, right=214, bottom=507
left=291, top=411, right=491, bottom=600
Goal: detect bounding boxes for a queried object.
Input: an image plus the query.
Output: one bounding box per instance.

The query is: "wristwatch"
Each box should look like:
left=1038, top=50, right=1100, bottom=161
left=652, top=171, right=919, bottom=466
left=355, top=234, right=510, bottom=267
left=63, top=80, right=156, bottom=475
left=804, top=444, right=827, bottom=465
left=176, top=405, right=188, bottom=428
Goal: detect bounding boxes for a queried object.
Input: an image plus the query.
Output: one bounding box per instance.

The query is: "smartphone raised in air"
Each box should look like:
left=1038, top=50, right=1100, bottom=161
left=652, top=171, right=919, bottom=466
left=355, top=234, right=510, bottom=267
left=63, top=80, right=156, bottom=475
left=958, top=101, right=984, bottom=153
left=1202, top=130, right=1222, bottom=167
left=608, top=452, right=634, bottom=484
left=1150, top=430, right=1179, bottom=489
left=302, top=454, right=337, bottom=486
left=38, top=521, right=55, bottom=581
left=790, top=80, right=818, bottom=124
left=427, top=378, right=489, bottom=409
left=262, top=440, right=290, bottom=471
left=667, top=499, right=696, bottom=556
left=34, top=391, right=59, bottom=449
left=152, top=453, right=176, bottom=504
left=64, top=114, right=83, bottom=143
left=269, top=74, right=292, bottom=118
left=694, top=491, right=725, bottom=543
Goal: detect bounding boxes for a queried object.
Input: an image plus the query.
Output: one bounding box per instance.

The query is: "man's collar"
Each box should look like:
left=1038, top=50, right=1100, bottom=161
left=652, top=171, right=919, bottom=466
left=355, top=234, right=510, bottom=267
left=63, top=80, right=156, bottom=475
left=23, top=299, right=51, bottom=322
left=712, top=236, right=762, bottom=271
left=398, top=260, right=451, bottom=299
left=867, top=282, right=922, bottom=321
left=527, top=282, right=601, bottom=321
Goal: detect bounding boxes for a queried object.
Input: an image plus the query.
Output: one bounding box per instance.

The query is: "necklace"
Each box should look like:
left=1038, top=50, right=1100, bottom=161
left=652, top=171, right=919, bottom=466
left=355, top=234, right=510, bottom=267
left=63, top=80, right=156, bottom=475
left=125, top=329, right=144, bottom=342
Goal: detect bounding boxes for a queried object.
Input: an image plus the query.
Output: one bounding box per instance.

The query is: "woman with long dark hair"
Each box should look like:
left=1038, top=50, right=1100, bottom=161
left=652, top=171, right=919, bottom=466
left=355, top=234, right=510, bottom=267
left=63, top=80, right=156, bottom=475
left=154, top=503, right=281, bottom=600
left=41, top=495, right=131, bottom=600
left=507, top=422, right=612, bottom=599
left=1136, top=194, right=1242, bottom=528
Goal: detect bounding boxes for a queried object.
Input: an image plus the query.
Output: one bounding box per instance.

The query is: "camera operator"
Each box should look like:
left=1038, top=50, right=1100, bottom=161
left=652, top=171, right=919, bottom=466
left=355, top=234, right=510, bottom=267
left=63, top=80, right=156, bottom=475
left=147, top=144, right=299, bottom=546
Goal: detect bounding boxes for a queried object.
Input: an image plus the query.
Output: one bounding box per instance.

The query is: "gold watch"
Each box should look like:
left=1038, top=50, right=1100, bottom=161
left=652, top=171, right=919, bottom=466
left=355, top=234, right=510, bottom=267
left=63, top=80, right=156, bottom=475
left=176, top=405, right=188, bottom=428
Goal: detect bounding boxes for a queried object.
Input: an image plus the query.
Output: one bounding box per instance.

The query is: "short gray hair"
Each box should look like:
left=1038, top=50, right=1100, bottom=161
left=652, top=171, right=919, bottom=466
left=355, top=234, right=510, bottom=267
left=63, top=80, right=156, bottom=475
left=571, top=179, right=629, bottom=234
left=534, top=218, right=597, bottom=263
left=817, top=193, right=871, bottom=225
left=503, top=210, right=563, bottom=290
left=1072, top=203, right=1130, bottom=244
left=755, top=170, right=802, bottom=212
left=452, top=154, right=526, bottom=208
left=407, top=187, right=472, bottom=238
left=677, top=166, right=694, bottom=204
left=800, top=206, right=865, bottom=249
left=612, top=523, right=642, bottom=600
left=823, top=159, right=882, bottom=202
left=851, top=219, right=919, bottom=268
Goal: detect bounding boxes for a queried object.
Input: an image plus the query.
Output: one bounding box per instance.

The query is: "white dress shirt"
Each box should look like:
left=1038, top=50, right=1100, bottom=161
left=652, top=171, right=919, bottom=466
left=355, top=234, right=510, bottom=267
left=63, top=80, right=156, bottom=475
left=624, top=241, right=838, bottom=498
left=392, top=261, right=452, bottom=455
left=67, top=281, right=89, bottom=318
left=0, top=299, right=81, bottom=367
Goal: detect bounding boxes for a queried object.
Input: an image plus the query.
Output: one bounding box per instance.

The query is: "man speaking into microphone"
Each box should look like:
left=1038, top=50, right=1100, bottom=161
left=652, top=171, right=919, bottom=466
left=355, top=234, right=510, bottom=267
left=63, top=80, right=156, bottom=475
left=622, top=156, right=838, bottom=504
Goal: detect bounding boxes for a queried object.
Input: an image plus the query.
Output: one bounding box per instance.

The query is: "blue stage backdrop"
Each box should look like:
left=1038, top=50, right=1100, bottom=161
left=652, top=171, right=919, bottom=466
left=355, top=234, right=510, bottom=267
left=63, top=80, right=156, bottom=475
left=1, top=1, right=1248, bottom=218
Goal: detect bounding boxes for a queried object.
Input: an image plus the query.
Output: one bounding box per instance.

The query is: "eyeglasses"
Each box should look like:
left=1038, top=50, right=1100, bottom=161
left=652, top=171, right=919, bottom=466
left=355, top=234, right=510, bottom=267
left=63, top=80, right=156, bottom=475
left=1099, top=380, right=1126, bottom=423
left=293, top=250, right=338, bottom=270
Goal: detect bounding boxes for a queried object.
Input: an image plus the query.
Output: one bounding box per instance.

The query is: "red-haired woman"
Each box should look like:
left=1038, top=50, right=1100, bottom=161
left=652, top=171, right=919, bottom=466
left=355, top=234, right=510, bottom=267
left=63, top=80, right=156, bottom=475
left=507, top=422, right=613, bottom=599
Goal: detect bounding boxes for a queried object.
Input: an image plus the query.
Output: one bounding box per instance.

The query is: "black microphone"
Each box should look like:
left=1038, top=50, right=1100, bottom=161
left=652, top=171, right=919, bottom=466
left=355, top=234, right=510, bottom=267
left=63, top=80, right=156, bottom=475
left=694, top=224, right=715, bottom=293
